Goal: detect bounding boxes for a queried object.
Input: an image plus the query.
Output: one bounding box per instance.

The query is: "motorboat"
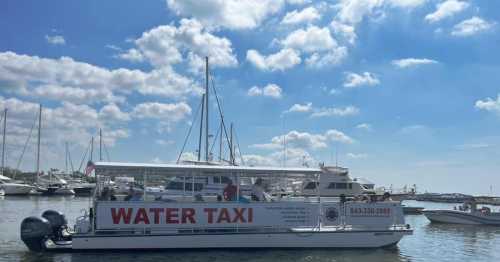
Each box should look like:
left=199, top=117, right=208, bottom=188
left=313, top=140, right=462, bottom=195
left=20, top=162, right=412, bottom=252
left=36, top=172, right=75, bottom=196
left=0, top=174, right=34, bottom=195
left=301, top=165, right=376, bottom=197
left=423, top=201, right=500, bottom=225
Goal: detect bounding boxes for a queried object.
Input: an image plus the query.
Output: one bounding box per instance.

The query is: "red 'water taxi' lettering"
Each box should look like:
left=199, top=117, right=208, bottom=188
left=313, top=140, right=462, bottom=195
left=232, top=208, right=246, bottom=223
left=111, top=208, right=133, bottom=224
left=204, top=208, right=217, bottom=224
left=150, top=208, right=164, bottom=224
left=166, top=208, right=179, bottom=224
left=182, top=208, right=196, bottom=223
left=217, top=208, right=231, bottom=223
left=134, top=208, right=150, bottom=224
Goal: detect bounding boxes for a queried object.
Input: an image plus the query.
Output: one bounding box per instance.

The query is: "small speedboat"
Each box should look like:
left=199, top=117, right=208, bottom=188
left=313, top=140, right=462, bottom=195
left=423, top=201, right=500, bottom=225
left=403, top=206, right=424, bottom=215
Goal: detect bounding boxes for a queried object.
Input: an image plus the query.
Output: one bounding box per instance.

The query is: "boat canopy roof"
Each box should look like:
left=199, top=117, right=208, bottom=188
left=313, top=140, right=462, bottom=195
left=94, top=162, right=321, bottom=178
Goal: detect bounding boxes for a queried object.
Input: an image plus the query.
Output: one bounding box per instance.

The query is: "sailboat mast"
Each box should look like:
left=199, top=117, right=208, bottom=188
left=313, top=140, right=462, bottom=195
left=230, top=123, right=234, bottom=165
left=1, top=109, right=7, bottom=176
left=36, top=104, right=41, bottom=178
left=65, top=142, right=68, bottom=174
left=205, top=56, right=209, bottom=162
left=197, top=94, right=205, bottom=161
left=99, top=128, right=102, bottom=161
left=219, top=119, right=223, bottom=162
left=90, top=136, right=94, bottom=162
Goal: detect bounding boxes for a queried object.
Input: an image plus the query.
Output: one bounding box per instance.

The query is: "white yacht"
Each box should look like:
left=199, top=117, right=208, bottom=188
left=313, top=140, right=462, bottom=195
left=0, top=174, right=34, bottom=195
left=301, top=165, right=375, bottom=197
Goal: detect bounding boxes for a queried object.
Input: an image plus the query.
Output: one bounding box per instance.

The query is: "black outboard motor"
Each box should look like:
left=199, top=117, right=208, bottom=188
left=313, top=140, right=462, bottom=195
left=41, top=210, right=71, bottom=241
left=20, top=216, right=51, bottom=252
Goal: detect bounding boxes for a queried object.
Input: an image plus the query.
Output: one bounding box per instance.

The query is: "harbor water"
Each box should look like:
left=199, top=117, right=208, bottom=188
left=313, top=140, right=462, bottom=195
left=1, top=197, right=500, bottom=262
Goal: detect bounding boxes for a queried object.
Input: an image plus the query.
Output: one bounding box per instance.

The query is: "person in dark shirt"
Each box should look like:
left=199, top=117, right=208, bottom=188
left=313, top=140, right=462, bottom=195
left=223, top=180, right=237, bottom=201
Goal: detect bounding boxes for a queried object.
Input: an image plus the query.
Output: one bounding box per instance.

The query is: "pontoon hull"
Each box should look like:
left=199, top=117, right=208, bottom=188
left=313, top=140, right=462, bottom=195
left=423, top=210, right=500, bottom=225
left=69, top=230, right=411, bottom=250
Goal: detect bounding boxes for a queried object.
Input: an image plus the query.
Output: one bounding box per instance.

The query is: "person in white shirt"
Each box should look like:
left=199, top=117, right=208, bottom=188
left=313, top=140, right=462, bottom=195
left=251, top=178, right=266, bottom=201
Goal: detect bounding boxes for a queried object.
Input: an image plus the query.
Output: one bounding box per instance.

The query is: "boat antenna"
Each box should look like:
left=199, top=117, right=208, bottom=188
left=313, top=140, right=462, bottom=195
left=1, top=108, right=6, bottom=176
left=205, top=56, right=209, bottom=162
left=36, top=104, right=42, bottom=178
left=233, top=126, right=245, bottom=166
left=67, top=143, right=75, bottom=174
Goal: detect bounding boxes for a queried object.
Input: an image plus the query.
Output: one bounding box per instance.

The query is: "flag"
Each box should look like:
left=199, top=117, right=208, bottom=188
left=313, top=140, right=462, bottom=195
left=85, top=161, right=95, bottom=176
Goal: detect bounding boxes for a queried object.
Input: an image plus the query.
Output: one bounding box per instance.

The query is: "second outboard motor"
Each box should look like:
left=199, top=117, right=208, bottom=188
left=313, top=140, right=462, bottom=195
left=41, top=210, right=69, bottom=241
left=20, top=216, right=51, bottom=252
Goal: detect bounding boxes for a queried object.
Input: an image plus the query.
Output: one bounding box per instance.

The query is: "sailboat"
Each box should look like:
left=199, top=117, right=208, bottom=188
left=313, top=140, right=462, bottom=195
left=32, top=105, right=74, bottom=195
left=0, top=108, right=35, bottom=195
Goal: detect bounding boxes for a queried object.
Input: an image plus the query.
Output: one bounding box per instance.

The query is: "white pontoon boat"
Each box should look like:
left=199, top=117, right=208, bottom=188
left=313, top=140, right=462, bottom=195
left=21, top=162, right=412, bottom=252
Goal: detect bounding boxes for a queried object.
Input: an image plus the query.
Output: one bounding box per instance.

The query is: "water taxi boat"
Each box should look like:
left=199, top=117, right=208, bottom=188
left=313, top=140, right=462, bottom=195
left=21, top=162, right=412, bottom=252
left=423, top=201, right=500, bottom=225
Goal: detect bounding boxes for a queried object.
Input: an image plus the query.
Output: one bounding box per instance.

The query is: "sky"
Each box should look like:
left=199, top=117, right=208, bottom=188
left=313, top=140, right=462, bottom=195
left=1, top=0, right=500, bottom=195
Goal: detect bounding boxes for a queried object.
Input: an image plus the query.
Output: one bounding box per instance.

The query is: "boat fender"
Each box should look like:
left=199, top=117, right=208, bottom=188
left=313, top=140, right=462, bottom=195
left=41, top=210, right=68, bottom=240
left=20, top=216, right=51, bottom=252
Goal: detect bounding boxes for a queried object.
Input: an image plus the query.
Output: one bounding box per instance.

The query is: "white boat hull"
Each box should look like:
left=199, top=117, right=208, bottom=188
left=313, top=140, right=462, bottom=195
left=424, top=210, right=500, bottom=225
left=71, top=230, right=411, bottom=250
left=0, top=183, right=34, bottom=195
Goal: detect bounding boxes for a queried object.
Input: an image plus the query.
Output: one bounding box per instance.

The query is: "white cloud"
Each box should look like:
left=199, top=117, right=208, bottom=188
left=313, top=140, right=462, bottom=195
left=392, top=58, right=438, bottom=68
left=246, top=48, right=301, bottom=71
left=32, top=85, right=124, bottom=104
left=45, top=35, right=66, bottom=45
left=330, top=21, right=357, bottom=45
left=281, top=7, right=321, bottom=25
left=0, top=96, right=130, bottom=170
left=132, top=102, right=192, bottom=123
left=347, top=153, right=368, bottom=159
left=99, top=103, right=131, bottom=122
left=451, top=17, right=495, bottom=37
left=286, top=0, right=311, bottom=5
left=155, top=139, right=175, bottom=146
left=284, top=102, right=313, bottom=113
left=335, top=0, right=427, bottom=25
left=247, top=84, right=282, bottom=99
left=282, top=26, right=336, bottom=53
left=425, top=0, right=469, bottom=23
left=356, top=123, right=372, bottom=131
left=310, top=106, right=360, bottom=118
left=305, top=47, right=348, bottom=68
left=343, top=72, right=380, bottom=88
left=454, top=143, right=490, bottom=150
left=166, top=0, right=284, bottom=30
left=251, top=129, right=354, bottom=152
left=475, top=94, right=500, bottom=114
left=0, top=51, right=201, bottom=100
left=120, top=19, right=237, bottom=71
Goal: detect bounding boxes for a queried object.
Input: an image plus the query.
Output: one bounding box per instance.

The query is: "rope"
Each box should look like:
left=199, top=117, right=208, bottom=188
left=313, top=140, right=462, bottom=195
left=13, top=113, right=38, bottom=179
left=176, top=96, right=203, bottom=163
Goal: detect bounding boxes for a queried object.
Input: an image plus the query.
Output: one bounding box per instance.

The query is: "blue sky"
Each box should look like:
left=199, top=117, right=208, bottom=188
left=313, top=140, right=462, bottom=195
left=1, top=0, right=500, bottom=195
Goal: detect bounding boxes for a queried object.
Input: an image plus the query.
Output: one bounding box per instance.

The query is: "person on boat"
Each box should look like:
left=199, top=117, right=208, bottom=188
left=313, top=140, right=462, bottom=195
left=109, top=189, right=117, bottom=201
left=251, top=178, right=266, bottom=201
left=124, top=187, right=134, bottom=201
left=382, top=192, right=392, bottom=201
left=223, top=179, right=237, bottom=201
left=98, top=187, right=111, bottom=201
